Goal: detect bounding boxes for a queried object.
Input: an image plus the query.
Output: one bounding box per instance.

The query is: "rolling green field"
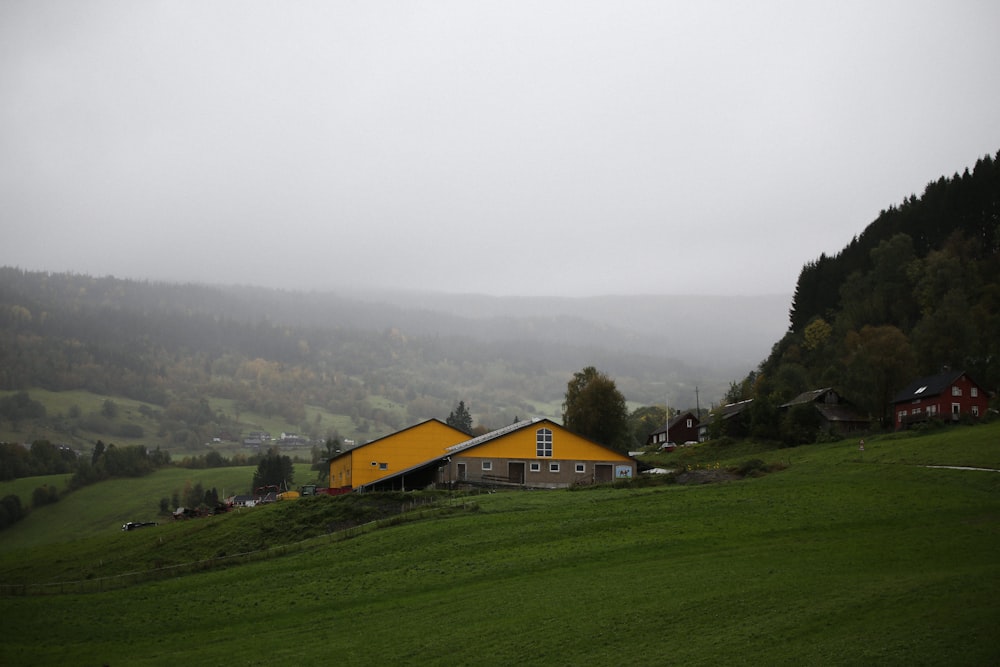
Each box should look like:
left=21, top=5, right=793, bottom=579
left=1, top=424, right=998, bottom=665
left=0, top=463, right=319, bottom=552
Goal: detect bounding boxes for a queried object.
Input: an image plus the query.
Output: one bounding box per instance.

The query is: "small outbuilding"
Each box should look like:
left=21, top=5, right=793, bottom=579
left=700, top=399, right=753, bottom=440
left=779, top=388, right=869, bottom=434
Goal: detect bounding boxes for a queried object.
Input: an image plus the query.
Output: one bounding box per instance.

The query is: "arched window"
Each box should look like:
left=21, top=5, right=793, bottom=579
left=536, top=428, right=552, bottom=457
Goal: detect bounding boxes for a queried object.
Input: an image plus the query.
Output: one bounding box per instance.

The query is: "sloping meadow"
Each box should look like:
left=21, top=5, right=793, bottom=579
left=1, top=423, right=999, bottom=665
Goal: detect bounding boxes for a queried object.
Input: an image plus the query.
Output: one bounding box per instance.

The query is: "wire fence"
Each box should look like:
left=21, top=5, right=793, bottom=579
left=0, top=498, right=478, bottom=597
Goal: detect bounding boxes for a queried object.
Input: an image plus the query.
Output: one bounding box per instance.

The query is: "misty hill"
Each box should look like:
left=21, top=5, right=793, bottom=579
left=731, top=150, right=1000, bottom=429
left=0, top=268, right=788, bottom=448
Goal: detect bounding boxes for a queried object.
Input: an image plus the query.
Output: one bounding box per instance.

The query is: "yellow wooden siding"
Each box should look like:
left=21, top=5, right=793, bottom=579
left=454, top=422, right=631, bottom=462
left=328, top=456, right=353, bottom=489
left=328, top=420, right=469, bottom=489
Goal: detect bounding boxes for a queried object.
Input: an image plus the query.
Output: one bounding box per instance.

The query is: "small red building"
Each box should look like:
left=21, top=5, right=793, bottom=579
left=890, top=370, right=990, bottom=430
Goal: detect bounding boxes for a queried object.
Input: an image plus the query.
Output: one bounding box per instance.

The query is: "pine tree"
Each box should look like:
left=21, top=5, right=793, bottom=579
left=446, top=400, right=473, bottom=435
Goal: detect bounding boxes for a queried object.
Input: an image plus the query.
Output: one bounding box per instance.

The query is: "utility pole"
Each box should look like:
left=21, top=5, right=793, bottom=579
left=664, top=392, right=669, bottom=445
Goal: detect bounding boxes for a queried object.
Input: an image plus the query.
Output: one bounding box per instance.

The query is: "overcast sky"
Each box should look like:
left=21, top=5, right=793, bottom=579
left=2, top=1, right=998, bottom=297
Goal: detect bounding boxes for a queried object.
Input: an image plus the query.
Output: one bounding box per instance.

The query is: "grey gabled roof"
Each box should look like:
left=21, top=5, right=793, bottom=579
left=710, top=399, right=753, bottom=420
left=445, top=417, right=546, bottom=454
left=780, top=388, right=834, bottom=408
left=891, top=370, right=968, bottom=404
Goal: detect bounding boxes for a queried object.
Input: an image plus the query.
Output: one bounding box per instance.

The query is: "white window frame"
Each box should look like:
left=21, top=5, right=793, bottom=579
left=549, top=462, right=560, bottom=473
left=536, top=428, right=553, bottom=458
left=482, top=460, right=492, bottom=471
left=972, top=405, right=980, bottom=417
left=575, top=463, right=586, bottom=473
left=971, top=387, right=979, bottom=398
left=529, top=462, right=540, bottom=472
left=952, top=386, right=962, bottom=396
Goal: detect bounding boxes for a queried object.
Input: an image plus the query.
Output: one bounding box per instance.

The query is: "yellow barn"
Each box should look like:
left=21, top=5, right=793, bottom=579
left=358, top=418, right=636, bottom=491
left=444, top=418, right=636, bottom=489
left=327, top=418, right=471, bottom=492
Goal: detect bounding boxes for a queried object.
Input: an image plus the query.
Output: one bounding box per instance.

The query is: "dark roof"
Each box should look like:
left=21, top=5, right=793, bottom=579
left=711, top=399, right=753, bottom=420
left=780, top=388, right=834, bottom=408
left=891, top=370, right=968, bottom=404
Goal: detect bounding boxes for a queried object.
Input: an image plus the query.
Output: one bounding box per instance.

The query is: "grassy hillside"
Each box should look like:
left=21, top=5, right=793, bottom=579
left=0, top=463, right=319, bottom=552
left=0, top=424, right=998, bottom=665
left=0, top=472, right=72, bottom=508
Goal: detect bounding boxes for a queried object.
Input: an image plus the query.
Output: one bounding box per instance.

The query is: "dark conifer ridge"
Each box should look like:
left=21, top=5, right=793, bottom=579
left=745, top=150, right=1000, bottom=431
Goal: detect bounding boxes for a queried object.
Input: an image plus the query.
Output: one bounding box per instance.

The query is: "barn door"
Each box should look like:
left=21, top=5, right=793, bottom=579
left=508, top=462, right=525, bottom=484
left=595, top=464, right=613, bottom=483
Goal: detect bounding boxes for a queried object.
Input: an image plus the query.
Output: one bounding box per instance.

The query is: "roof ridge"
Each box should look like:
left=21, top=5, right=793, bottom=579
left=445, top=417, right=545, bottom=453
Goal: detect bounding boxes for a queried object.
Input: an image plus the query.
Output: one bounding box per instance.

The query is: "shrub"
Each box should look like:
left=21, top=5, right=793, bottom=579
left=734, top=458, right=768, bottom=477
left=0, top=494, right=26, bottom=530
left=31, top=485, right=59, bottom=508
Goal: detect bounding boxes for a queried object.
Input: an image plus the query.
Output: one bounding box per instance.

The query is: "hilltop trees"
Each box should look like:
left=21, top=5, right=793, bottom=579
left=446, top=400, right=474, bottom=435
left=734, top=150, right=1000, bottom=439
left=562, top=366, right=630, bottom=452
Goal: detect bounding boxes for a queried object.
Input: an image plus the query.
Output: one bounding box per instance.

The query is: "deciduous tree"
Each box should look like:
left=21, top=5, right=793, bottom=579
left=562, top=366, right=629, bottom=452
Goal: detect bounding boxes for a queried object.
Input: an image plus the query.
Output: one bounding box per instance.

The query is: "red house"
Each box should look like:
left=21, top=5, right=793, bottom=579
left=890, top=370, right=989, bottom=430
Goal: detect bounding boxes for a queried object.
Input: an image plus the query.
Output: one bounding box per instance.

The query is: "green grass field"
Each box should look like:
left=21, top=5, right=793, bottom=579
left=1, top=423, right=998, bottom=665
left=0, top=472, right=73, bottom=508
left=0, top=463, right=319, bottom=552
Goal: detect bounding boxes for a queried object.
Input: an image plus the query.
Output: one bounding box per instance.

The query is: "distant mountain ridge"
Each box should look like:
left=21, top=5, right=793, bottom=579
left=0, top=268, right=789, bottom=448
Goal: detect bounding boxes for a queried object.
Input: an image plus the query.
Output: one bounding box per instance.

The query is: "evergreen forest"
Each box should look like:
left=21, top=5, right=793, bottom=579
left=732, top=150, right=1000, bottom=432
